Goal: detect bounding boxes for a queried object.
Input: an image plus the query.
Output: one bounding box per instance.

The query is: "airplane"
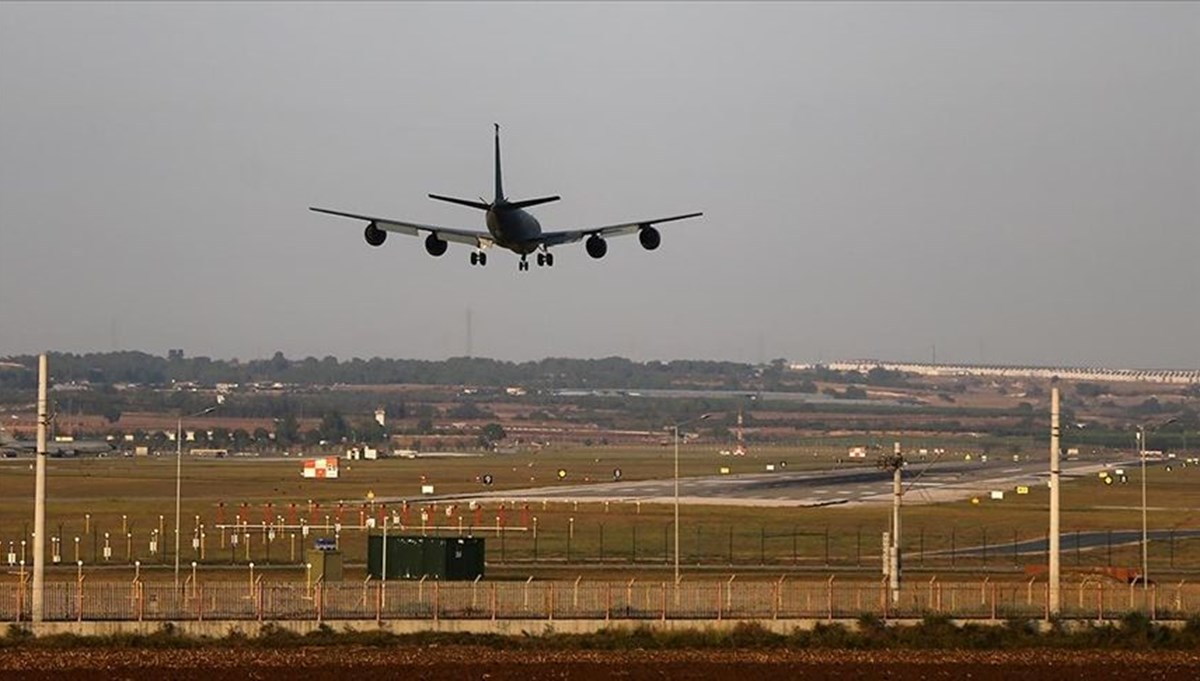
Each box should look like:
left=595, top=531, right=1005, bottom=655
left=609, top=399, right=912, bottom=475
left=310, top=125, right=702, bottom=271
left=0, top=427, right=114, bottom=457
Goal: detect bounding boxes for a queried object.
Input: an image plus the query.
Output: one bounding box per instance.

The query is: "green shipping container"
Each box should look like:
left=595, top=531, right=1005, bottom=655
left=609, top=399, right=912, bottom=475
left=367, top=535, right=485, bottom=581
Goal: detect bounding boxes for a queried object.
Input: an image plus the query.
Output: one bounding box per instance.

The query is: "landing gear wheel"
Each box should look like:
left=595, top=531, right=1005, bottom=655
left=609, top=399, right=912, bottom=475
left=519, top=257, right=529, bottom=271
left=536, top=253, right=545, bottom=267
left=470, top=252, right=478, bottom=266
left=478, top=252, right=487, bottom=266
left=545, top=252, right=554, bottom=267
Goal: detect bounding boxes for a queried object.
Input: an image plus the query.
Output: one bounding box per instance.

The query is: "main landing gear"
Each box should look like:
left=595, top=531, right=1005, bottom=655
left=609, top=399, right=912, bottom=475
left=470, top=251, right=488, bottom=267
left=518, top=251, right=554, bottom=271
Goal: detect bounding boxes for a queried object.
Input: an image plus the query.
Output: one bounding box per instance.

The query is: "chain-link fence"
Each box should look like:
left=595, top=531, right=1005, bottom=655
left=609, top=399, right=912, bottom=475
left=4, top=577, right=1198, bottom=622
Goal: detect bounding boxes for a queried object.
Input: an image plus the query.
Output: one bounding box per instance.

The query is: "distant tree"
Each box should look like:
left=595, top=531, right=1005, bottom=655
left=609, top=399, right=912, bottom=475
left=479, top=423, right=506, bottom=448
left=1134, top=397, right=1163, bottom=415
left=277, top=413, right=300, bottom=446
left=318, top=410, right=350, bottom=443
left=231, top=428, right=251, bottom=449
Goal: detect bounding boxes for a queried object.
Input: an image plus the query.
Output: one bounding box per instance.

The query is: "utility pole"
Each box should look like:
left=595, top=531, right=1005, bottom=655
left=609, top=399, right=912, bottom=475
left=879, top=442, right=905, bottom=603
left=32, top=354, right=48, bottom=622
left=1049, top=387, right=1061, bottom=616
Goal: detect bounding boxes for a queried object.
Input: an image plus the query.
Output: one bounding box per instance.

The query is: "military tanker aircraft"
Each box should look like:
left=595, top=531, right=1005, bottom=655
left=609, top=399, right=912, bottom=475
left=311, top=125, right=702, bottom=271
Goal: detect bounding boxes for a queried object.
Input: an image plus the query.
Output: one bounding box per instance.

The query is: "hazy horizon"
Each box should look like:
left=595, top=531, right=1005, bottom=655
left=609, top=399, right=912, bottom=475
left=2, top=2, right=1197, bottom=369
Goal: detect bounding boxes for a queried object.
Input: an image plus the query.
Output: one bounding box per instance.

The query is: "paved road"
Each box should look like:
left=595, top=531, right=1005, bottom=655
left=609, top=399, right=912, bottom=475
left=399, top=457, right=1120, bottom=508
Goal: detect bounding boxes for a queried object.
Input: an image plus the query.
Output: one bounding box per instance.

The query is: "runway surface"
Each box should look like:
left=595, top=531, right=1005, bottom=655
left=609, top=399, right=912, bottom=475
left=403, top=457, right=1121, bottom=508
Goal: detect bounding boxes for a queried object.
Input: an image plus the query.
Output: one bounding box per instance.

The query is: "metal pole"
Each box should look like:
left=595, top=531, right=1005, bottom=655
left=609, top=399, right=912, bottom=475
left=1049, top=387, right=1061, bottom=616
left=673, top=425, right=680, bottom=587
left=891, top=457, right=901, bottom=603
left=32, top=353, right=48, bottom=622
left=1140, top=426, right=1148, bottom=592
left=174, top=406, right=214, bottom=591
left=175, top=414, right=182, bottom=590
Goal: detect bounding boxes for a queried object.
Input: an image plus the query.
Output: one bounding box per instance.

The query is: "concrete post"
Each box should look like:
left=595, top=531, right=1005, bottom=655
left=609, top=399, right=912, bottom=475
left=1049, top=387, right=1061, bottom=616
left=32, top=354, right=48, bottom=622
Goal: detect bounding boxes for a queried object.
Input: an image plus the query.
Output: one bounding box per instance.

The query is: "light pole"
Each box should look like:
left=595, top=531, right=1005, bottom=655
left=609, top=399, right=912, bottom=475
left=176, top=406, right=216, bottom=590
left=672, top=413, right=711, bottom=588
left=1139, top=418, right=1177, bottom=593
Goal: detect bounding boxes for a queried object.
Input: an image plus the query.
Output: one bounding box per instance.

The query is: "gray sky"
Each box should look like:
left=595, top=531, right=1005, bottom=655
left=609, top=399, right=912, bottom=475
left=1, top=2, right=1196, bottom=368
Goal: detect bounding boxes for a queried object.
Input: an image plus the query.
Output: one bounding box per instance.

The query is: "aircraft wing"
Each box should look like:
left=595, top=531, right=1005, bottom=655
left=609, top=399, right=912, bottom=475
left=536, top=212, right=703, bottom=247
left=309, top=207, right=495, bottom=248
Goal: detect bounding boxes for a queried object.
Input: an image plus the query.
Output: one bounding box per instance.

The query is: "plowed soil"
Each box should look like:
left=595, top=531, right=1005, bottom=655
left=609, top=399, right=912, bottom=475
left=2, top=647, right=1199, bottom=680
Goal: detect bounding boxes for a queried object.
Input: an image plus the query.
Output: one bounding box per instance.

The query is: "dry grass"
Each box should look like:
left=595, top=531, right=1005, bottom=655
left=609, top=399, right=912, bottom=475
left=2, top=447, right=1198, bottom=584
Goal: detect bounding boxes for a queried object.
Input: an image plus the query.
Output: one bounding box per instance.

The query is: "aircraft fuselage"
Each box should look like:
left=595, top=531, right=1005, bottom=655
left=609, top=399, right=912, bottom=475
left=486, top=204, right=543, bottom=254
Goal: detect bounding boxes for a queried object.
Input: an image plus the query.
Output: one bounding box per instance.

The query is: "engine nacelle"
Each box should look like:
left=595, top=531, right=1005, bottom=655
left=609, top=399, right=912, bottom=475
left=585, top=235, right=608, bottom=259
left=638, top=225, right=661, bottom=250
left=364, top=222, right=387, bottom=247
left=425, top=233, right=448, bottom=257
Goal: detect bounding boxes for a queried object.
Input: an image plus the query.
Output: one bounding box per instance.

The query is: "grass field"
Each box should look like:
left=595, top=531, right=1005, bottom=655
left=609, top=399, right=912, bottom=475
left=3, top=444, right=1199, bottom=584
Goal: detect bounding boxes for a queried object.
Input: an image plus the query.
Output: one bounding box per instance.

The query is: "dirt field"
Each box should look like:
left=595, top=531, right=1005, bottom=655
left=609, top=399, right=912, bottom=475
left=1, top=647, right=1198, bottom=681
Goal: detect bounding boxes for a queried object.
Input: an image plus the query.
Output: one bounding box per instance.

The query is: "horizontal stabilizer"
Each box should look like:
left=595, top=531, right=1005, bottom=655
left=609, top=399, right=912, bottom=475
left=508, top=195, right=561, bottom=210
left=429, top=194, right=491, bottom=211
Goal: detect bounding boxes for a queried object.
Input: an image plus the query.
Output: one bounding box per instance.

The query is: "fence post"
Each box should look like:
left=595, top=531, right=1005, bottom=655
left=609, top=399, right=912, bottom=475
left=491, top=582, right=497, bottom=621
left=434, top=580, right=440, bottom=621
left=77, top=575, right=84, bottom=623
left=661, top=582, right=667, bottom=622
left=826, top=575, right=835, bottom=621
left=1151, top=584, right=1157, bottom=621
left=990, top=582, right=997, bottom=620
left=316, top=580, right=323, bottom=624
left=376, top=581, right=382, bottom=623
left=716, top=580, right=722, bottom=620
left=548, top=582, right=554, bottom=621
left=197, top=582, right=204, bottom=622
left=605, top=582, right=611, bottom=621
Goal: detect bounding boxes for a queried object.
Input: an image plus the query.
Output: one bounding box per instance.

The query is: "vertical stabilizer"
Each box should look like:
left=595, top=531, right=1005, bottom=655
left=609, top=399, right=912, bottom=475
left=493, top=123, right=505, bottom=204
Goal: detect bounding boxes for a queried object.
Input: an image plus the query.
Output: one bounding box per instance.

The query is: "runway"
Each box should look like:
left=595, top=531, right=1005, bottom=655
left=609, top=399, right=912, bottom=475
left=413, top=457, right=1120, bottom=508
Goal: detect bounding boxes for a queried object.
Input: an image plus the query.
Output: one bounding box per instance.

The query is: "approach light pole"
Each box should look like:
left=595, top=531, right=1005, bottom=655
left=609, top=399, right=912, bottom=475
left=1139, top=417, right=1177, bottom=593
left=672, top=413, right=711, bottom=590
left=175, top=406, right=217, bottom=590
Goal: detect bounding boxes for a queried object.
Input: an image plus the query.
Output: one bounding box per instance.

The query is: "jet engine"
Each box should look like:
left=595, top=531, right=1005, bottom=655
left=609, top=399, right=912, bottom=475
left=585, top=235, right=608, bottom=259
left=425, top=233, right=448, bottom=256
left=364, top=222, right=387, bottom=246
left=638, top=225, right=661, bottom=250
